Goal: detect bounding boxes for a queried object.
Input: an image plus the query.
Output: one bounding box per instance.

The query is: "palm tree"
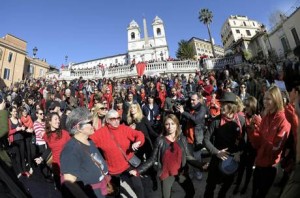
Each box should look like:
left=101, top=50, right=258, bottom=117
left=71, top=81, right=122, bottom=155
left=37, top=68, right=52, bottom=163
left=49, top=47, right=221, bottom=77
left=199, top=8, right=216, bottom=58
left=176, top=40, right=195, bottom=60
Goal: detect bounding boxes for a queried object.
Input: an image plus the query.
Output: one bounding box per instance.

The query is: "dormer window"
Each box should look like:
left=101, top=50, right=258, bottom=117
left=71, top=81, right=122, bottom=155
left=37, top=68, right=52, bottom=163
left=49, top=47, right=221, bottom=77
left=157, top=28, right=161, bottom=36
left=131, top=32, right=135, bottom=40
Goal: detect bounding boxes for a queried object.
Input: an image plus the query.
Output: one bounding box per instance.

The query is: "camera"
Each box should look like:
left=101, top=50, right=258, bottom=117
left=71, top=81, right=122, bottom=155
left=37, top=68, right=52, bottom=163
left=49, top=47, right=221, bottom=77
left=171, top=97, right=189, bottom=112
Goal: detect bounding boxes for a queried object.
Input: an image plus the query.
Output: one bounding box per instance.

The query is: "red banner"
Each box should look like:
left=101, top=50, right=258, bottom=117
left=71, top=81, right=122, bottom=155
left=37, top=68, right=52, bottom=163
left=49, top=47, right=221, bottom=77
left=136, top=62, right=146, bottom=77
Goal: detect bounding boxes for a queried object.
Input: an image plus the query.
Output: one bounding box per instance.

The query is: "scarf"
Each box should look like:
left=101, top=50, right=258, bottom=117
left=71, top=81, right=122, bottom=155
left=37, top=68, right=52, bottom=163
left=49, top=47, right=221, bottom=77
left=220, top=113, right=242, bottom=135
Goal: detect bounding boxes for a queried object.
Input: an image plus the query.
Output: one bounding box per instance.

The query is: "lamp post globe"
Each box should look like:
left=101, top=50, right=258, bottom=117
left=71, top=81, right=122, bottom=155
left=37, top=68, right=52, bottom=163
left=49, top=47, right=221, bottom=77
left=33, top=47, right=38, bottom=58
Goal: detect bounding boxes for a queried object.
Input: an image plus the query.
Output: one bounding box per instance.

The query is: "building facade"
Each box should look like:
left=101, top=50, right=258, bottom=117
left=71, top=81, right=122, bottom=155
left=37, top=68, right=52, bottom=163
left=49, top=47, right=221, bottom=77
left=221, top=15, right=263, bottom=52
left=70, top=16, right=169, bottom=71
left=0, top=34, right=51, bottom=87
left=267, top=7, right=300, bottom=59
left=188, top=37, right=224, bottom=58
left=24, top=57, right=51, bottom=79
left=0, top=34, right=27, bottom=87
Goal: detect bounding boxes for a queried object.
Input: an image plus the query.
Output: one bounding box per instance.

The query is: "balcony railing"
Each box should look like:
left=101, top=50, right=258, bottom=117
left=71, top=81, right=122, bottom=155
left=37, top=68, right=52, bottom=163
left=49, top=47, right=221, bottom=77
left=59, top=55, right=242, bottom=81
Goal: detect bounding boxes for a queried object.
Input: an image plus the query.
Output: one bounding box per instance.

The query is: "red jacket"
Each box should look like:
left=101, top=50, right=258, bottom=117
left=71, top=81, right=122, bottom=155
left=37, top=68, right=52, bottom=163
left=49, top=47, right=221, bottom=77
left=90, top=124, right=145, bottom=175
left=249, top=110, right=291, bottom=167
left=285, top=103, right=299, bottom=149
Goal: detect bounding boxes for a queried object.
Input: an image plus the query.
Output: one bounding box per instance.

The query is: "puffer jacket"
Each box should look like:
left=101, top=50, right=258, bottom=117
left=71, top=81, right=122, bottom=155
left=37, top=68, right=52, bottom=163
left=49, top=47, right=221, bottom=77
left=137, top=133, right=203, bottom=176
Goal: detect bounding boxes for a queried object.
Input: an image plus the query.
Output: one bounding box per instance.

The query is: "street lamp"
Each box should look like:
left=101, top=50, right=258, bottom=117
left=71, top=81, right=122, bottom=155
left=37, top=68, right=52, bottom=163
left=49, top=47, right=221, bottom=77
left=65, top=55, right=68, bottom=64
left=33, top=47, right=38, bottom=58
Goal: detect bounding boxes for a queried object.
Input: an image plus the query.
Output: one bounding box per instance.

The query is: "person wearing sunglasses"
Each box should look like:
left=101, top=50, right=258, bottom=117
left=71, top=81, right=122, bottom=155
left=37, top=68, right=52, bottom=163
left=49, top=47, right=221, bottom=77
left=60, top=107, right=109, bottom=197
left=90, top=109, right=145, bottom=198
left=92, top=103, right=108, bottom=130
left=239, top=82, right=251, bottom=103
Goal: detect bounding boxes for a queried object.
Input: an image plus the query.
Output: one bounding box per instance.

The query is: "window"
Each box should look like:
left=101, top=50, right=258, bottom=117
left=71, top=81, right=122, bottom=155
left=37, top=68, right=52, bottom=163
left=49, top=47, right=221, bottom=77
left=115, top=59, right=118, bottom=64
left=236, top=29, right=240, bottom=33
left=8, top=52, right=13, bottom=62
left=156, top=28, right=161, bottom=36
left=3, top=68, right=10, bottom=80
left=39, top=69, right=44, bottom=77
left=233, top=21, right=236, bottom=25
left=0, top=49, right=2, bottom=60
left=253, top=22, right=255, bottom=26
left=243, top=22, right=247, bottom=26
left=281, top=37, right=290, bottom=53
left=28, top=64, right=34, bottom=74
left=246, top=30, right=251, bottom=36
left=291, top=28, right=300, bottom=46
left=131, top=32, right=135, bottom=40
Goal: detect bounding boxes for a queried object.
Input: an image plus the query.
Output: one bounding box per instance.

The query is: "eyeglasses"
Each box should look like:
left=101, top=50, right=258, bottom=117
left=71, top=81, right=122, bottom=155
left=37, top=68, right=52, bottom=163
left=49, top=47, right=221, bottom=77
left=109, top=117, right=121, bottom=121
left=100, top=107, right=108, bottom=110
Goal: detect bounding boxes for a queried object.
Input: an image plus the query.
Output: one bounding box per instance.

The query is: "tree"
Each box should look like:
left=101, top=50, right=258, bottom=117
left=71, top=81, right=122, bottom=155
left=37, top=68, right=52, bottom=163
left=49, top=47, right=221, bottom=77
left=176, top=40, right=195, bottom=60
left=199, top=8, right=216, bottom=58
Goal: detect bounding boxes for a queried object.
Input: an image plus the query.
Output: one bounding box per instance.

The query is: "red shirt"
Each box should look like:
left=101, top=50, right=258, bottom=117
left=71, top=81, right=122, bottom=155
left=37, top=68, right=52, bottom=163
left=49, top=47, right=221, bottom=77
left=160, top=138, right=182, bottom=180
left=43, top=130, right=71, bottom=167
left=90, top=124, right=145, bottom=175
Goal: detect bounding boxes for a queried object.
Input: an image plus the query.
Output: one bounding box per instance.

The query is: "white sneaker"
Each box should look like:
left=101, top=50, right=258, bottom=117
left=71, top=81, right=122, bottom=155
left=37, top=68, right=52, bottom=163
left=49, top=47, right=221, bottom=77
left=195, top=171, right=203, bottom=180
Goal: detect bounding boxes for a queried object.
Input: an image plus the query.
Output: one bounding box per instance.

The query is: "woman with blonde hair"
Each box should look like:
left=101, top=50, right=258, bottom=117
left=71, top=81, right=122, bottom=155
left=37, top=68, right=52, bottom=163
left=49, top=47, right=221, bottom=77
left=126, top=102, right=158, bottom=160
left=92, top=103, right=108, bottom=130
left=248, top=86, right=291, bottom=198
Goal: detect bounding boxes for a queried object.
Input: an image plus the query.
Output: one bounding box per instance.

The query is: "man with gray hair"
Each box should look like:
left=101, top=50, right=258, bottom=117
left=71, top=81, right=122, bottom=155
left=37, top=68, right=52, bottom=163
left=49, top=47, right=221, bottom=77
left=65, top=88, right=78, bottom=109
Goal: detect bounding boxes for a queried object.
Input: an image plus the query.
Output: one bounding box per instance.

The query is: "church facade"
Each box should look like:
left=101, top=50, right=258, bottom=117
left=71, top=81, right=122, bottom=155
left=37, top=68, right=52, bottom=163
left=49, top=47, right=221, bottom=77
left=70, top=16, right=169, bottom=70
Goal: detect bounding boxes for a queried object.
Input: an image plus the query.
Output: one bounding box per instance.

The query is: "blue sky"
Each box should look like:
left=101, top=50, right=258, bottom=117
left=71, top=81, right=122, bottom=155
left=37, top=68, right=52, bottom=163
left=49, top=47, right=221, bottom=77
left=0, top=0, right=297, bottom=67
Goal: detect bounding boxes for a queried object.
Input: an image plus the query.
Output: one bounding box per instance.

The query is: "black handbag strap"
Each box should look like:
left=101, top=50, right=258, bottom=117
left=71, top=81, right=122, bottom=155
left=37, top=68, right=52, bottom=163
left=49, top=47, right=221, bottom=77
left=107, top=128, right=130, bottom=163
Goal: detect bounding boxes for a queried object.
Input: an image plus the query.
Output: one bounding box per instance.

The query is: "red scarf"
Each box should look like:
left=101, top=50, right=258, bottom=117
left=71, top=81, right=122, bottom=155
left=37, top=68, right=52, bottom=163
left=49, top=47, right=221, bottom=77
left=220, top=113, right=242, bottom=135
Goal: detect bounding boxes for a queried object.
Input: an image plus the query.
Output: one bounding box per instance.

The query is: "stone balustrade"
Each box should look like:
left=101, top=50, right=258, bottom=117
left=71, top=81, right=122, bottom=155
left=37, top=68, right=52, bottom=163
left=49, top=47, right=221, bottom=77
left=59, top=55, right=242, bottom=81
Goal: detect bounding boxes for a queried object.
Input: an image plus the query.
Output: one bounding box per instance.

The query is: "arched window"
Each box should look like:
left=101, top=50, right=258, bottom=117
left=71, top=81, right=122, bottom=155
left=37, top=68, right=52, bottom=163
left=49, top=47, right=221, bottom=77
left=157, top=28, right=161, bottom=36
left=131, top=32, right=135, bottom=40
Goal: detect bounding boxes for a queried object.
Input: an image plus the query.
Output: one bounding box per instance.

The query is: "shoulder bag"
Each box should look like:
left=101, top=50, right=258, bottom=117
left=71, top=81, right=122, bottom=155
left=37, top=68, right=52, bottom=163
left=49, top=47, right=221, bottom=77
left=107, top=128, right=141, bottom=168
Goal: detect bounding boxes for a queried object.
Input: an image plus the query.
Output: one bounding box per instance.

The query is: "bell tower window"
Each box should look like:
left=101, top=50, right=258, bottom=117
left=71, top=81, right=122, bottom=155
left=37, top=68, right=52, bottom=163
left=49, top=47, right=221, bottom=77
left=156, top=28, right=161, bottom=36
left=131, top=32, right=135, bottom=40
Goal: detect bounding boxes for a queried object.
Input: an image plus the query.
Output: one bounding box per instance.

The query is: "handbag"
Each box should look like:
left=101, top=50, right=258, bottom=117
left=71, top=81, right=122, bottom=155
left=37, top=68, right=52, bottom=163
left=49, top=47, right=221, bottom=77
left=107, top=128, right=141, bottom=168
left=128, top=154, right=141, bottom=168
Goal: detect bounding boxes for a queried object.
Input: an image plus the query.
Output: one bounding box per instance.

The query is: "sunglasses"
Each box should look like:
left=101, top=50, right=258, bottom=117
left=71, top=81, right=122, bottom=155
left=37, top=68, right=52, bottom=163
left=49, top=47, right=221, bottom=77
left=100, top=107, right=108, bottom=110
left=109, top=117, right=121, bottom=121
left=79, top=120, right=93, bottom=126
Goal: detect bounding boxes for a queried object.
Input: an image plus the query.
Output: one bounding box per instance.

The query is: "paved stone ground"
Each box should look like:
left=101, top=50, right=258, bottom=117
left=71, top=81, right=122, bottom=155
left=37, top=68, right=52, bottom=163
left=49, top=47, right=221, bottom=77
left=21, top=163, right=284, bottom=198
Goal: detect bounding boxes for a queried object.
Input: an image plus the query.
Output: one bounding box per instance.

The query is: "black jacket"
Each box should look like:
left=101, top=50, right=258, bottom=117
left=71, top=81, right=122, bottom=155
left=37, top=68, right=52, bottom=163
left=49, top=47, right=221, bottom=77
left=181, top=102, right=207, bottom=147
left=137, top=134, right=203, bottom=176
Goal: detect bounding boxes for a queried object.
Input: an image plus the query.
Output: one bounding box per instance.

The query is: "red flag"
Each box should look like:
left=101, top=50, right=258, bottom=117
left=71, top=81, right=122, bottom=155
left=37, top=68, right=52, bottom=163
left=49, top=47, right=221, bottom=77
left=136, top=62, right=146, bottom=77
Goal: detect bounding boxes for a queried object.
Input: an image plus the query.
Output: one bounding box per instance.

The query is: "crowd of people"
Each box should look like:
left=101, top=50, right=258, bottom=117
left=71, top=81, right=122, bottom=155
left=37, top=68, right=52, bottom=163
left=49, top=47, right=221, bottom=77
left=0, top=56, right=300, bottom=198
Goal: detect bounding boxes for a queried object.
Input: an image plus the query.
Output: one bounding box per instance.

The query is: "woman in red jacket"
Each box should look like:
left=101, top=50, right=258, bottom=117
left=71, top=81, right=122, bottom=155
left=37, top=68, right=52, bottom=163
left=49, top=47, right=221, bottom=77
left=90, top=109, right=145, bottom=198
left=249, top=86, right=291, bottom=198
